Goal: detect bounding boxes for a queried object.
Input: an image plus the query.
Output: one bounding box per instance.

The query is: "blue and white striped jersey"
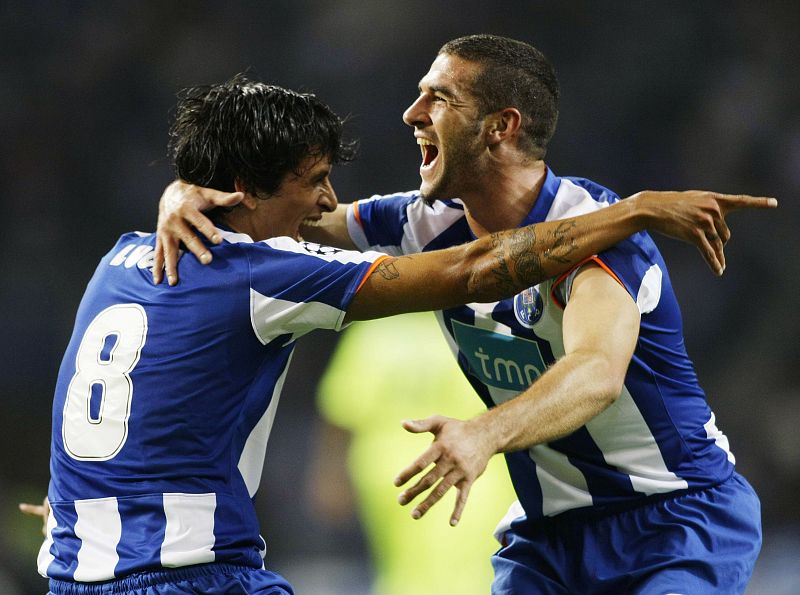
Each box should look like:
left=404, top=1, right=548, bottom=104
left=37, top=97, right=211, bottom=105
left=346, top=167, right=736, bottom=524
left=40, top=228, right=386, bottom=582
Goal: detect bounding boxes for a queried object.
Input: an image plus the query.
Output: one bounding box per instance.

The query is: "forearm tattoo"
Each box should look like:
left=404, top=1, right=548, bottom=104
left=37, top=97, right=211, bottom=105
left=489, top=233, right=518, bottom=295
left=493, top=220, right=580, bottom=288
left=543, top=220, right=579, bottom=264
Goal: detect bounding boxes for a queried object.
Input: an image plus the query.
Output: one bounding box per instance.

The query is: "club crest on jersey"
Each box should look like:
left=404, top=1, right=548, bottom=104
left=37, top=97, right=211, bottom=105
left=514, top=285, right=544, bottom=328
left=300, top=242, right=342, bottom=256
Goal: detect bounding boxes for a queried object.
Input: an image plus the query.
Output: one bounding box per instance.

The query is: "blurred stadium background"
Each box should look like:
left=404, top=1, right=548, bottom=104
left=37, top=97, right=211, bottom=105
left=1, top=2, right=798, bottom=593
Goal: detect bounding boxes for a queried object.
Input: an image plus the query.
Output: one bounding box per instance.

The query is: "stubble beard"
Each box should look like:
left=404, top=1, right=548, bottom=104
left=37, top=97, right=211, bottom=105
left=420, top=125, right=483, bottom=207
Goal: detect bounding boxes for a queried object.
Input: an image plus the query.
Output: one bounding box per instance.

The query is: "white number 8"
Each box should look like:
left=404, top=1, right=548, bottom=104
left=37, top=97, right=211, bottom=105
left=62, top=304, right=148, bottom=461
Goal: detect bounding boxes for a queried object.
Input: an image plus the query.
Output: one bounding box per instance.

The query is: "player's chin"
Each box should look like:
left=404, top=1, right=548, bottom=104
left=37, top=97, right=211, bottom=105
left=419, top=181, right=448, bottom=205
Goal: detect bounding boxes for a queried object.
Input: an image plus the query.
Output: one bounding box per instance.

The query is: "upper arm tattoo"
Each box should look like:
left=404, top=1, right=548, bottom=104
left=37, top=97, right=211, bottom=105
left=374, top=259, right=401, bottom=281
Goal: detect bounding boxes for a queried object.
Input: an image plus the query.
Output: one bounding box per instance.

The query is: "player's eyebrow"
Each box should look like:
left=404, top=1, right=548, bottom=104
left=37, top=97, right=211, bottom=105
left=417, top=80, right=459, bottom=101
left=311, top=167, right=330, bottom=183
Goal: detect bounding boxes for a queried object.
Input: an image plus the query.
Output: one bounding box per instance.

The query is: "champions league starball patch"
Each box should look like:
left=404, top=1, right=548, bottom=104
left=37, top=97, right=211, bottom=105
left=514, top=285, right=544, bottom=328
left=300, top=242, right=343, bottom=256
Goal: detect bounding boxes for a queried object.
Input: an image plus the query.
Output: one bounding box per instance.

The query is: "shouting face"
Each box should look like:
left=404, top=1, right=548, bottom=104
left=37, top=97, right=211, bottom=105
left=403, top=54, right=486, bottom=202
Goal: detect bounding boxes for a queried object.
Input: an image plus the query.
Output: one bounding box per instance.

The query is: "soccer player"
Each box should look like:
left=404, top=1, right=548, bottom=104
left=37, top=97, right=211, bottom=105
left=155, top=37, right=775, bottom=593
left=37, top=74, right=743, bottom=594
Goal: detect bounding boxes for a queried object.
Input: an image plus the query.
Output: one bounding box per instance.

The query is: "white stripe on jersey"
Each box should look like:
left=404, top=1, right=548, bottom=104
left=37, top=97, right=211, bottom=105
left=635, top=265, right=663, bottom=314
left=346, top=205, right=377, bottom=254
left=549, top=178, right=611, bottom=219
left=218, top=228, right=256, bottom=244
left=586, top=387, right=688, bottom=495
left=238, top=353, right=292, bottom=497
left=470, top=301, right=512, bottom=334
left=161, top=493, right=216, bottom=567
left=705, top=413, right=736, bottom=464
left=73, top=497, right=122, bottom=581
left=401, top=198, right=465, bottom=254
left=250, top=290, right=347, bottom=344
left=219, top=225, right=388, bottom=268
left=36, top=508, right=58, bottom=577
left=493, top=499, right=525, bottom=543
left=531, top=445, right=593, bottom=516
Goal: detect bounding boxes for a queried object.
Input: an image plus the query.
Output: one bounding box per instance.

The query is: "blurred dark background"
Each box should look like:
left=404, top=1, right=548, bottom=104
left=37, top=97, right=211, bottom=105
left=1, top=1, right=797, bottom=593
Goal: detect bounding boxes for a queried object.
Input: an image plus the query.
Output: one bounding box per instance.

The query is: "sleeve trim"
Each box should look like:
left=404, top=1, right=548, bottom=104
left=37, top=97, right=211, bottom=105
left=354, top=255, right=391, bottom=294
left=550, top=255, right=628, bottom=310
left=352, top=200, right=363, bottom=227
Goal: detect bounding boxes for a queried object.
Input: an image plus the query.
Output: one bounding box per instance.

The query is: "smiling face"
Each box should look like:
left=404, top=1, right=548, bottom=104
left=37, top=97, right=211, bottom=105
left=244, top=154, right=338, bottom=241
left=403, top=53, right=487, bottom=202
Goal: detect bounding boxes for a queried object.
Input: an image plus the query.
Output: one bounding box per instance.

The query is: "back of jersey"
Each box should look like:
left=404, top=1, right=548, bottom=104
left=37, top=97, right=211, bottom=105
left=40, top=231, right=277, bottom=581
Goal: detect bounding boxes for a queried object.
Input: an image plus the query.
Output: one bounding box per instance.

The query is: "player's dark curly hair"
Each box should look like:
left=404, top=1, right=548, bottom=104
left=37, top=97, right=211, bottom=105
left=439, top=34, right=559, bottom=160
left=169, top=74, right=356, bottom=196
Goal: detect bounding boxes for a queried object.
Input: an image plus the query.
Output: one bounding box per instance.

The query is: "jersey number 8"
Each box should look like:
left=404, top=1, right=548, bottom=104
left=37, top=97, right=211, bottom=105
left=62, top=304, right=148, bottom=461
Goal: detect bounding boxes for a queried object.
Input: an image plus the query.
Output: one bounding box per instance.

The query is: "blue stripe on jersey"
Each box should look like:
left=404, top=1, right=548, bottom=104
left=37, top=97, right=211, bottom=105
left=424, top=214, right=474, bottom=251
left=519, top=168, right=565, bottom=226
left=357, top=192, right=416, bottom=248
left=504, top=451, right=544, bottom=516
left=115, top=496, right=165, bottom=577
left=550, top=429, right=637, bottom=500
left=246, top=243, right=372, bottom=310
left=46, top=502, right=80, bottom=578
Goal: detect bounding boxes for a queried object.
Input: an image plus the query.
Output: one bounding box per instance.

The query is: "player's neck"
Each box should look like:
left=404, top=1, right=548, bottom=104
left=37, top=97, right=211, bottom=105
left=216, top=210, right=260, bottom=241
left=461, top=159, right=547, bottom=237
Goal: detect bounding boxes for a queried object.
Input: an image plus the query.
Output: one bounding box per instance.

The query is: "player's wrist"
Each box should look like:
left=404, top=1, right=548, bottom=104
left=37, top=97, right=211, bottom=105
left=623, top=192, right=653, bottom=232
left=473, top=410, right=511, bottom=455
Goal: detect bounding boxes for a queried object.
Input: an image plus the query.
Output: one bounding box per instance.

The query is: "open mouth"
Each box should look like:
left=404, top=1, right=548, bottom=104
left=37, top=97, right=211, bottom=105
left=297, top=217, right=322, bottom=241
left=418, top=138, right=439, bottom=169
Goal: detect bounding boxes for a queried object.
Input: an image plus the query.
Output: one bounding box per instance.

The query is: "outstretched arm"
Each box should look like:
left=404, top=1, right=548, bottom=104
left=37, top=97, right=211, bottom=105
left=342, top=190, right=777, bottom=322
left=152, top=180, right=776, bottom=285
left=392, top=264, right=640, bottom=525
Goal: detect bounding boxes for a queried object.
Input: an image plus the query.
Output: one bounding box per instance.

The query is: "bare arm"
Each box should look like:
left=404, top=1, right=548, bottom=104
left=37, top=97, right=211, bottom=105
left=299, top=204, right=356, bottom=249
left=393, top=265, right=640, bottom=525
left=153, top=180, right=776, bottom=285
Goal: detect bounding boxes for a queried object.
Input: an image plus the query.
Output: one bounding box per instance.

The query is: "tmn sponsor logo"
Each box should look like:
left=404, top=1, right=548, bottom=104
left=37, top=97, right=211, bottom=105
left=451, top=320, right=547, bottom=391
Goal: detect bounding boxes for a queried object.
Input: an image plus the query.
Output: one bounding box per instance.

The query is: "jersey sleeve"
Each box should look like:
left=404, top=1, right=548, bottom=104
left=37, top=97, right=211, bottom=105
left=346, top=192, right=420, bottom=255
left=347, top=191, right=473, bottom=257
left=245, top=238, right=388, bottom=344
left=554, top=232, right=665, bottom=315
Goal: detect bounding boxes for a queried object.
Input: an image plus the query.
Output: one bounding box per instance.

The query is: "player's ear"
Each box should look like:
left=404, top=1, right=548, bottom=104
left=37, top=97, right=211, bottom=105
left=485, top=107, right=522, bottom=146
left=234, top=179, right=259, bottom=210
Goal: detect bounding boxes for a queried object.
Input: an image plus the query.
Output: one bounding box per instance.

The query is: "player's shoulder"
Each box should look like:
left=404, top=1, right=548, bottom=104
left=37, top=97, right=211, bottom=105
left=360, top=189, right=421, bottom=204
left=560, top=175, right=622, bottom=205
left=357, top=190, right=464, bottom=214
left=100, top=231, right=155, bottom=266
left=553, top=176, right=662, bottom=260
left=237, top=235, right=377, bottom=268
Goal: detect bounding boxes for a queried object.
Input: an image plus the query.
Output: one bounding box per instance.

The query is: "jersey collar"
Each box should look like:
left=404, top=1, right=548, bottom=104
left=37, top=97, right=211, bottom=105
left=519, top=165, right=560, bottom=228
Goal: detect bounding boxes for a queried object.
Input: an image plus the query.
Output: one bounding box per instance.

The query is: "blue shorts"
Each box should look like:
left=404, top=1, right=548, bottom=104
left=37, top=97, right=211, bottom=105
left=491, top=473, right=761, bottom=595
left=47, top=563, right=293, bottom=595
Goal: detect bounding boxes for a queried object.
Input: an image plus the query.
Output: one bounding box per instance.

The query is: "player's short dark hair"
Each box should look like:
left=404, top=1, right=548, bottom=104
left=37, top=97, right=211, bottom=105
left=169, top=74, right=356, bottom=195
left=439, top=34, right=559, bottom=159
